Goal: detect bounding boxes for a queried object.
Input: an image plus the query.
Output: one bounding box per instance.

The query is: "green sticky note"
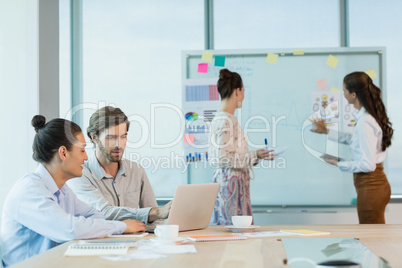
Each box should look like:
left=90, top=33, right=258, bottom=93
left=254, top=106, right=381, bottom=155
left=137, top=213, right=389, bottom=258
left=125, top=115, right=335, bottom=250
left=214, top=56, right=225, bottom=67
left=351, top=198, right=357, bottom=205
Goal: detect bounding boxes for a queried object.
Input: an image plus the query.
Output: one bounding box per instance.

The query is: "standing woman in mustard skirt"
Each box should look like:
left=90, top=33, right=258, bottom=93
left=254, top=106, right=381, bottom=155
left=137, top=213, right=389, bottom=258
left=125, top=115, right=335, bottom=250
left=208, top=69, right=275, bottom=225
left=312, top=71, right=393, bottom=224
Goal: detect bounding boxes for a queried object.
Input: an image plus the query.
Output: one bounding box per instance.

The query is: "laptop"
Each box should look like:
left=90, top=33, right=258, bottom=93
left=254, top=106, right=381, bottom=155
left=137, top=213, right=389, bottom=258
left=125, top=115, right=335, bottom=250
left=146, top=183, right=220, bottom=232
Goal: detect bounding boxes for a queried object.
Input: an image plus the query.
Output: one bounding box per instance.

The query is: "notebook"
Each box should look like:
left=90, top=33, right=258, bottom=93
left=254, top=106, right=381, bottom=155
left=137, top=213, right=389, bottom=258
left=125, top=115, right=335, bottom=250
left=279, top=229, right=331, bottom=236
left=187, top=235, right=247, bottom=242
left=64, top=243, right=130, bottom=256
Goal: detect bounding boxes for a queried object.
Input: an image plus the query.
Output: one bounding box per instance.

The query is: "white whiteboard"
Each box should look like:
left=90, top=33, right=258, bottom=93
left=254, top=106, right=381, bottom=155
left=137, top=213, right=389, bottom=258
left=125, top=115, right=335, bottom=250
left=183, top=47, right=386, bottom=206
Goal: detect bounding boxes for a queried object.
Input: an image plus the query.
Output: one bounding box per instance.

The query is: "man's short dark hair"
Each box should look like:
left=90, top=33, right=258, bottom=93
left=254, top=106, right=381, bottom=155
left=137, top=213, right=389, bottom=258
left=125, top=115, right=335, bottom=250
left=87, top=106, right=130, bottom=143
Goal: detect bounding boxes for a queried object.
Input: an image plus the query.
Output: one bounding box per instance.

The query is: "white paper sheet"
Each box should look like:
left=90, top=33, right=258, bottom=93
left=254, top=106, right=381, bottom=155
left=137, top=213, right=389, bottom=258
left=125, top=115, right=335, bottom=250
left=101, top=239, right=197, bottom=261
left=239, top=231, right=295, bottom=238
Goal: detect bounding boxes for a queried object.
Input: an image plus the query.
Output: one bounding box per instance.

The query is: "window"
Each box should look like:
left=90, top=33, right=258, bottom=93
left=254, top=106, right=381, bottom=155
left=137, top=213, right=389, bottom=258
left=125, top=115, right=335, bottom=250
left=214, top=0, right=340, bottom=49
left=79, top=0, right=204, bottom=196
left=349, top=0, right=402, bottom=193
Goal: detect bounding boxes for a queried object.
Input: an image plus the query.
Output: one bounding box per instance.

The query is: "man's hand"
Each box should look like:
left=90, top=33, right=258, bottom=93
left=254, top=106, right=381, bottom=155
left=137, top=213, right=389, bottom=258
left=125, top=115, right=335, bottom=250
left=122, top=219, right=145, bottom=233
left=147, top=201, right=172, bottom=223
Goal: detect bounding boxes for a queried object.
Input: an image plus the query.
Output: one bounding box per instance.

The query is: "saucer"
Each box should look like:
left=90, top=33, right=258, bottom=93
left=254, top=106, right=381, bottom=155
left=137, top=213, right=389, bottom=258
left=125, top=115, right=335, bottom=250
left=150, top=237, right=186, bottom=244
left=225, top=225, right=260, bottom=233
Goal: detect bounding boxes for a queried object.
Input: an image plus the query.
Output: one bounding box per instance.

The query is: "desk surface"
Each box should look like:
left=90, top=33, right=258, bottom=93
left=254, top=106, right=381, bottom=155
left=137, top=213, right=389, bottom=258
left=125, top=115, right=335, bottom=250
left=12, top=224, right=402, bottom=268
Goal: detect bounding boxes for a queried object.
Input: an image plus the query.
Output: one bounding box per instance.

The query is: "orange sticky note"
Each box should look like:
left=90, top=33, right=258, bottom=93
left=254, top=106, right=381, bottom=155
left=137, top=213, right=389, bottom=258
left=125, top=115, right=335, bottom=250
left=317, top=79, right=328, bottom=90
left=183, top=134, right=195, bottom=144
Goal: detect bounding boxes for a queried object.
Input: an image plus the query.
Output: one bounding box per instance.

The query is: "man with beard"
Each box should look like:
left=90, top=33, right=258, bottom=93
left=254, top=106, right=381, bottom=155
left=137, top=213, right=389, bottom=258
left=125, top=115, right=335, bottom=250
left=68, top=106, right=170, bottom=225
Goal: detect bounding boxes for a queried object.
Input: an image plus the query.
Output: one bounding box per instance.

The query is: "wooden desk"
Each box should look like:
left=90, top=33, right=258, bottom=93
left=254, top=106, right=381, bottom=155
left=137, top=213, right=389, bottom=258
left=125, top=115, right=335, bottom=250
left=12, top=225, right=402, bottom=268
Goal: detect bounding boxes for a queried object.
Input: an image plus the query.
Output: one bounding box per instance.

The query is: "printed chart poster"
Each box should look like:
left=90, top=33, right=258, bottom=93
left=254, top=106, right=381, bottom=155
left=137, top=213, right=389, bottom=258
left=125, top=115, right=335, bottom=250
left=182, top=78, right=220, bottom=161
left=311, top=92, right=341, bottom=132
left=342, top=97, right=358, bottom=133
left=310, top=92, right=357, bottom=133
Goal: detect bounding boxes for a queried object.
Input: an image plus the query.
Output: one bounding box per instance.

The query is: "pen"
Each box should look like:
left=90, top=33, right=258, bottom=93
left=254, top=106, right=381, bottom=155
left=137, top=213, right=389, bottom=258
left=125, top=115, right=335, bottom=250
left=265, top=138, right=268, bottom=151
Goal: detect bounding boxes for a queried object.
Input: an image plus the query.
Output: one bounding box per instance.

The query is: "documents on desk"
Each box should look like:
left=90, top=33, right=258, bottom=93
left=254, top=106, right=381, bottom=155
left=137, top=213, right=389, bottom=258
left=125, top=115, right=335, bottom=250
left=64, top=238, right=197, bottom=260
left=64, top=243, right=130, bottom=256
left=239, top=231, right=295, bottom=238
left=233, top=230, right=330, bottom=238
left=279, top=229, right=331, bottom=236
left=107, top=232, right=149, bottom=238
left=187, top=234, right=246, bottom=242
left=101, top=240, right=197, bottom=261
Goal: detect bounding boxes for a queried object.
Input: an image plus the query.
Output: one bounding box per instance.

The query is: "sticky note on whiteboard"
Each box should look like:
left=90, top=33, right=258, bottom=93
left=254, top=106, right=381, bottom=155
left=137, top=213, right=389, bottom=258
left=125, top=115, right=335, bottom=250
left=198, top=63, right=208, bottom=73
left=326, top=55, right=339, bottom=68
left=183, top=134, right=195, bottom=144
left=293, top=49, right=304, bottom=55
left=201, top=51, right=213, bottom=62
left=365, top=69, right=377, bottom=79
left=266, top=53, right=278, bottom=64
left=214, top=56, right=225, bottom=67
left=330, top=87, right=341, bottom=92
left=317, top=79, right=328, bottom=90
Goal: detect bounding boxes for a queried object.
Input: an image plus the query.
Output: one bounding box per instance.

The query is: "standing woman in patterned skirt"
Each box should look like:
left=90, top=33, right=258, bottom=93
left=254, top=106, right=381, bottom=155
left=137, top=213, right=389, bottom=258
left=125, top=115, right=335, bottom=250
left=208, top=69, right=275, bottom=225
left=311, top=71, right=393, bottom=223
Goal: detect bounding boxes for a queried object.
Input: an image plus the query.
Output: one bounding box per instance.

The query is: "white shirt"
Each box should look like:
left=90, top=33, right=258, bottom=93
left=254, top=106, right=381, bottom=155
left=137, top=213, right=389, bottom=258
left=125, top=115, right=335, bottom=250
left=328, top=107, right=386, bottom=173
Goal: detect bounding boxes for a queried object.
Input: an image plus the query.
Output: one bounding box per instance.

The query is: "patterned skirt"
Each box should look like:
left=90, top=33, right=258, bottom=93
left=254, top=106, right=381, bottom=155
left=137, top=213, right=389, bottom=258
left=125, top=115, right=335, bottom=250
left=210, top=168, right=252, bottom=225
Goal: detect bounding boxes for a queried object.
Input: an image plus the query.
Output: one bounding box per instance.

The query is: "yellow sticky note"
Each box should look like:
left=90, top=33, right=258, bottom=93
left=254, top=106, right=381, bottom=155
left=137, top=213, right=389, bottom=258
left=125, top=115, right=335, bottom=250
left=365, top=69, right=377, bottom=79
left=266, top=53, right=278, bottom=64
left=293, top=49, right=304, bottom=56
left=330, top=87, right=341, bottom=92
left=326, top=55, right=339, bottom=68
left=201, top=51, right=213, bottom=62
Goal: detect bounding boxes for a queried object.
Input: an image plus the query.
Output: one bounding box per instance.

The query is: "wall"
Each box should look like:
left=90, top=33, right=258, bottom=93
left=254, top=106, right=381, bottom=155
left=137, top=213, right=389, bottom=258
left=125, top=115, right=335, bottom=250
left=0, top=0, right=39, bottom=217
left=0, top=0, right=59, bottom=220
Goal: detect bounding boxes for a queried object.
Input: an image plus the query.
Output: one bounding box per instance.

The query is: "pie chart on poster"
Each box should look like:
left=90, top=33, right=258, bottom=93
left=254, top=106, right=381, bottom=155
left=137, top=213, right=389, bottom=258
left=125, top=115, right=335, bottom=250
left=185, top=112, right=199, bottom=121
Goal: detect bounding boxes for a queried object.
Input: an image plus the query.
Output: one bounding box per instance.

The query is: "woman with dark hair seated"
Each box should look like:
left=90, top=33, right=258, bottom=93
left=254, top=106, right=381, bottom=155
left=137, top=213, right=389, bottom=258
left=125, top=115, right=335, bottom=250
left=1, top=115, right=144, bottom=267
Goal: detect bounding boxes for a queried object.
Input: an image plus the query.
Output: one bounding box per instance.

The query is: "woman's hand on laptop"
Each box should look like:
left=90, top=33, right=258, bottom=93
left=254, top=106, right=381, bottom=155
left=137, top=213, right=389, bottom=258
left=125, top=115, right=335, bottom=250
left=122, top=219, right=146, bottom=233
left=147, top=201, right=172, bottom=223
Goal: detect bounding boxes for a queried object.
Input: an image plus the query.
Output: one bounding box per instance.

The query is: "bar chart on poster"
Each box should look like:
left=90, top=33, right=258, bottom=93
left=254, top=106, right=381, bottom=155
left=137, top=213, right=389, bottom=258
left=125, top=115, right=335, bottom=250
left=182, top=47, right=386, bottom=206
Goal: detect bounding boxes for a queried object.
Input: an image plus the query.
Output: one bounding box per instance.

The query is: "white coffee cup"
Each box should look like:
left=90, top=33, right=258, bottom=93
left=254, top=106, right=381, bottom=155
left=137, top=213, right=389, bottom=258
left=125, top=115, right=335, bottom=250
left=154, top=225, right=179, bottom=241
left=232, top=216, right=252, bottom=227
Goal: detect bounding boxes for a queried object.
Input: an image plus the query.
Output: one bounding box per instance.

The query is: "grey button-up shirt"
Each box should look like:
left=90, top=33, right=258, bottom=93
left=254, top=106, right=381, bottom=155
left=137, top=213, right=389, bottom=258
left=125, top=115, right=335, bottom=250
left=67, top=151, right=157, bottom=223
